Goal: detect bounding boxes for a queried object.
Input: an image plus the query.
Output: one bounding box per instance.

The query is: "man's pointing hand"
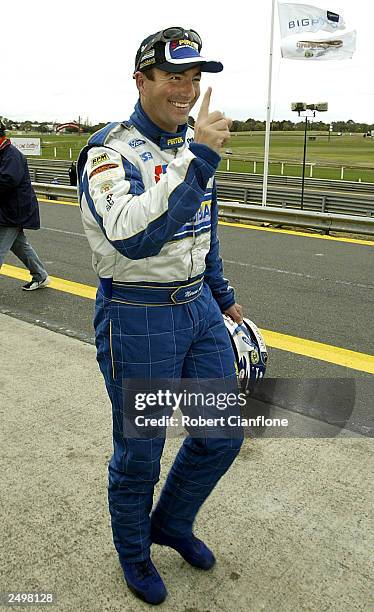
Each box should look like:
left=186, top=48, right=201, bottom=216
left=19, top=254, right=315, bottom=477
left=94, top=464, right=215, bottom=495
left=194, top=87, right=232, bottom=154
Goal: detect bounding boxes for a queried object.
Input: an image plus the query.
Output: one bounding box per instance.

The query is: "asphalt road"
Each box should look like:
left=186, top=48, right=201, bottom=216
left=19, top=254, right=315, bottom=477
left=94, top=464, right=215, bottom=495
left=1, top=199, right=373, bottom=434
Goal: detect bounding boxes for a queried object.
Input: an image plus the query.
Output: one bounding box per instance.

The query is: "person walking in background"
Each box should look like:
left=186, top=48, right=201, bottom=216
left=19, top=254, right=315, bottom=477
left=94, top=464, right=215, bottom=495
left=0, top=121, right=49, bottom=290
left=68, top=161, right=77, bottom=186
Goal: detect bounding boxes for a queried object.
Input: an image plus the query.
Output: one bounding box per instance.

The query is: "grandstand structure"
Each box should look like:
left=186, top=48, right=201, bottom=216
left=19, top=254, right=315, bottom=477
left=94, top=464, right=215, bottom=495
left=55, top=121, right=82, bottom=133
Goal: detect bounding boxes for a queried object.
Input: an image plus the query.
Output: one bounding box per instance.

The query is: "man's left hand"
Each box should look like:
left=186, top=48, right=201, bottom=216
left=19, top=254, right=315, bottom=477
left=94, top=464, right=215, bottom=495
left=224, top=303, right=244, bottom=325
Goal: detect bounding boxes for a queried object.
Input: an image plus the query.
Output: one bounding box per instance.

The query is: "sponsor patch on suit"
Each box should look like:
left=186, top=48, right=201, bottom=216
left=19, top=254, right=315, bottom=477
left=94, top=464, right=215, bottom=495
left=91, top=153, right=110, bottom=168
left=89, top=163, right=119, bottom=179
left=128, top=139, right=147, bottom=148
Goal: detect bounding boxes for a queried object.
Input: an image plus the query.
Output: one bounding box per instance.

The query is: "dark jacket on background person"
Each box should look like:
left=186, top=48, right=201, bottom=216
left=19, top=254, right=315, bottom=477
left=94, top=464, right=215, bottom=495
left=0, top=141, right=40, bottom=229
left=68, top=161, right=77, bottom=186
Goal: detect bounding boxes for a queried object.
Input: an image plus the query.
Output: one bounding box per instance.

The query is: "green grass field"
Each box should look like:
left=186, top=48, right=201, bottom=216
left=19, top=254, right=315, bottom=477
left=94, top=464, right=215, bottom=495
left=11, top=132, right=88, bottom=161
left=11, top=130, right=374, bottom=182
left=219, top=131, right=374, bottom=182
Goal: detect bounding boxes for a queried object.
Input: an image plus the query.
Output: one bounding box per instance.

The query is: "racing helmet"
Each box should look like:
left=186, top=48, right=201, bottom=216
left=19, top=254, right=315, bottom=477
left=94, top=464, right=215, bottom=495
left=223, top=315, right=268, bottom=392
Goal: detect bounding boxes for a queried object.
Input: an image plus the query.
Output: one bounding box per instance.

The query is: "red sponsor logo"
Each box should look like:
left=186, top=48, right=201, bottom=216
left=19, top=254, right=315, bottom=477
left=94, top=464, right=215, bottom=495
left=89, top=163, right=118, bottom=179
left=154, top=163, right=168, bottom=183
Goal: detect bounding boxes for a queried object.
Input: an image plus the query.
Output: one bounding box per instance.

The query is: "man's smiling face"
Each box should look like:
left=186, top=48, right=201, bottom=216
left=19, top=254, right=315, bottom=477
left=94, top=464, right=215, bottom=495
left=136, top=66, right=202, bottom=132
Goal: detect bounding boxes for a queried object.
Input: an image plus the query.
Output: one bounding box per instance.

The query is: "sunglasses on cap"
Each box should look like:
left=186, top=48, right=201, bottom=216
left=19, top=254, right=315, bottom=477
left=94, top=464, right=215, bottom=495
left=136, top=27, right=202, bottom=71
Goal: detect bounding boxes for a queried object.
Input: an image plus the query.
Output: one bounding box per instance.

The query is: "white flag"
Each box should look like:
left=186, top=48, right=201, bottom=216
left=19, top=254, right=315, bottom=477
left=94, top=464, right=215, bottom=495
left=278, top=2, right=346, bottom=39
left=281, top=30, right=356, bottom=60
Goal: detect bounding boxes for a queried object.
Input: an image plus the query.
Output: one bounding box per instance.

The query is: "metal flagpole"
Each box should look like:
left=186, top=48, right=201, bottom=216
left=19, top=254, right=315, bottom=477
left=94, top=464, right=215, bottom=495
left=262, top=0, right=276, bottom=207
left=301, top=115, right=308, bottom=210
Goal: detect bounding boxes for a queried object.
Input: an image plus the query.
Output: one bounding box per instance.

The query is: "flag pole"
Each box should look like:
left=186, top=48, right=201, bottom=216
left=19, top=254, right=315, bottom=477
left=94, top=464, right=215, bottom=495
left=262, top=0, right=276, bottom=207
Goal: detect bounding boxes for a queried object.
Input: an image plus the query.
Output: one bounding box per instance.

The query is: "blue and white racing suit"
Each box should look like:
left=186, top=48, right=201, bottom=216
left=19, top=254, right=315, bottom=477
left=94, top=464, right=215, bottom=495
left=78, top=100, right=243, bottom=563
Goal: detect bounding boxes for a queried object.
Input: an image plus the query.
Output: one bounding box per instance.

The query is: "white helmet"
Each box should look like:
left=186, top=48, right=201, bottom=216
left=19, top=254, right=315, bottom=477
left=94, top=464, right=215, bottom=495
left=223, top=315, right=268, bottom=392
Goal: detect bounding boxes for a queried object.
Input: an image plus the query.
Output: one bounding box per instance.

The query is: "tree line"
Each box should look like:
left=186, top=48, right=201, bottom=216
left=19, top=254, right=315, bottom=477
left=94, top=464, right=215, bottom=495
left=230, top=118, right=374, bottom=133
left=1, top=116, right=373, bottom=135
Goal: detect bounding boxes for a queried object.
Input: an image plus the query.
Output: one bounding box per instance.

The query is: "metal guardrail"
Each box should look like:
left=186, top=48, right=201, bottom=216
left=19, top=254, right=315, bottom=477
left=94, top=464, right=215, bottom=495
left=216, top=171, right=374, bottom=194
left=218, top=202, right=374, bottom=236
left=27, top=159, right=374, bottom=195
left=28, top=158, right=71, bottom=167
left=216, top=182, right=374, bottom=217
left=32, top=183, right=374, bottom=235
left=221, top=153, right=374, bottom=171
left=32, top=182, right=78, bottom=201
left=28, top=159, right=72, bottom=185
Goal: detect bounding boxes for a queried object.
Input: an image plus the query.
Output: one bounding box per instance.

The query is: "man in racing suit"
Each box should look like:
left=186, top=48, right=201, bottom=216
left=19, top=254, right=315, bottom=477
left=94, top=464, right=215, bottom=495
left=78, top=27, right=244, bottom=605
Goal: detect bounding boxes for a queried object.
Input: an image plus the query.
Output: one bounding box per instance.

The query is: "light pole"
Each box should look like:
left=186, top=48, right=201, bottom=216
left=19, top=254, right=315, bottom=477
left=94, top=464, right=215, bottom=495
left=291, top=102, right=328, bottom=210
left=328, top=123, right=333, bottom=143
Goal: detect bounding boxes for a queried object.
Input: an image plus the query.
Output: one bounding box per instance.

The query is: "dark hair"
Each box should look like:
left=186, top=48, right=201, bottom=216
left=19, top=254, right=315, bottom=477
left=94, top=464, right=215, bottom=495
left=141, top=68, right=156, bottom=81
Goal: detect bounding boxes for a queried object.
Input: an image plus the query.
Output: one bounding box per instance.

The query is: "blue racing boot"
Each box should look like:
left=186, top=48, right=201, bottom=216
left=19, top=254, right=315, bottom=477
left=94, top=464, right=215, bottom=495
left=150, top=523, right=216, bottom=570
left=121, top=558, right=167, bottom=605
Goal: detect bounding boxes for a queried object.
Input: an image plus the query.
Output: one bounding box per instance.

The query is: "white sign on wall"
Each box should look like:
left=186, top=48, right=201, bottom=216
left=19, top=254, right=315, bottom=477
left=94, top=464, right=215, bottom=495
left=10, top=137, right=41, bottom=156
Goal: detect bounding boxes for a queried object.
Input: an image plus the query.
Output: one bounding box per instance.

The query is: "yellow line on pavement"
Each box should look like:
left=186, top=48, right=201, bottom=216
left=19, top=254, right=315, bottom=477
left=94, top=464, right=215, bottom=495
left=1, top=264, right=374, bottom=374
left=1, top=264, right=96, bottom=300
left=37, top=198, right=374, bottom=246
left=38, top=197, right=79, bottom=207
left=218, top=220, right=374, bottom=247
left=262, top=329, right=374, bottom=375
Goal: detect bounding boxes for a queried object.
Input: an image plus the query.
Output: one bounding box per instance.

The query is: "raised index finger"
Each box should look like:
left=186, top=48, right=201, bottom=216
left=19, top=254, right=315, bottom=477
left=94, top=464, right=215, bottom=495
left=197, top=87, right=212, bottom=119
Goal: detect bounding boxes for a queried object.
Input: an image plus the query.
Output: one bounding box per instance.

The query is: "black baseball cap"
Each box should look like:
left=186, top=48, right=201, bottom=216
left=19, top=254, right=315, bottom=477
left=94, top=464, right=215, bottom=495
left=135, top=28, right=223, bottom=74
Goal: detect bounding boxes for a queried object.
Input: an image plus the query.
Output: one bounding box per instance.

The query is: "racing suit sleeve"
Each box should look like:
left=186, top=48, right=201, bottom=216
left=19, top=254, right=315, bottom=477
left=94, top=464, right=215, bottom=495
left=204, top=181, right=235, bottom=311
left=81, top=142, right=220, bottom=260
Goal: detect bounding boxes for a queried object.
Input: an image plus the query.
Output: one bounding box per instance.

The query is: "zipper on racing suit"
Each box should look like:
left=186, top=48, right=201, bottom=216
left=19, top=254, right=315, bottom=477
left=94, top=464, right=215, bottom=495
left=174, top=147, right=195, bottom=278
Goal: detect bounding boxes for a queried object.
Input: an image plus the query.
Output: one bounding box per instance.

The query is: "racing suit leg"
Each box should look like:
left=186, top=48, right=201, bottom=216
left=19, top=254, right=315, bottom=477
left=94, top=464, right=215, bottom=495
left=94, top=288, right=198, bottom=563
left=151, top=284, right=244, bottom=537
